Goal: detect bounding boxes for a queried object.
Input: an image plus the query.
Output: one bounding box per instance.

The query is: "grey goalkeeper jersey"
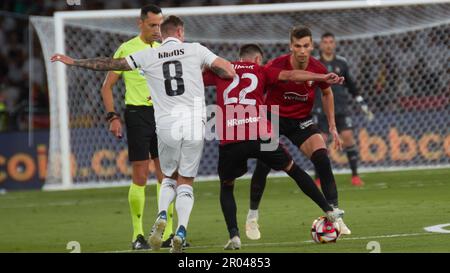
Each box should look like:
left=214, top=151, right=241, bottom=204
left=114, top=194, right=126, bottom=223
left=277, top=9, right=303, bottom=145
left=313, top=55, right=359, bottom=116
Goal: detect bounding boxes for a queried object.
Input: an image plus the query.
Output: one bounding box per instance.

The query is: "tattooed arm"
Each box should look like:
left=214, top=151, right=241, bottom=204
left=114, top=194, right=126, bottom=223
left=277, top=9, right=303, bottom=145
left=210, top=66, right=232, bottom=79
left=51, top=54, right=132, bottom=71
left=209, top=57, right=236, bottom=79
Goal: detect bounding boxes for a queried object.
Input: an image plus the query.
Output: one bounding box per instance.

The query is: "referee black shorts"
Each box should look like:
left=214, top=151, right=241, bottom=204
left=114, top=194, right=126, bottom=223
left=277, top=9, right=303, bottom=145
left=316, top=114, right=354, bottom=134
left=218, top=140, right=292, bottom=182
left=124, top=105, right=158, bottom=162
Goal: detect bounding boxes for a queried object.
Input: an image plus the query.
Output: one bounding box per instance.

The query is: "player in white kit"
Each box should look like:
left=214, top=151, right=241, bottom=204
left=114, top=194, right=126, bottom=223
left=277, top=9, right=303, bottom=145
left=129, top=16, right=235, bottom=253
left=51, top=15, right=235, bottom=253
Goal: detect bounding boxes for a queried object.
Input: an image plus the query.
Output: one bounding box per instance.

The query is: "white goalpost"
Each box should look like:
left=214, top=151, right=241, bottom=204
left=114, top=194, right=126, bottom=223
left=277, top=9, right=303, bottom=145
left=31, top=0, right=450, bottom=190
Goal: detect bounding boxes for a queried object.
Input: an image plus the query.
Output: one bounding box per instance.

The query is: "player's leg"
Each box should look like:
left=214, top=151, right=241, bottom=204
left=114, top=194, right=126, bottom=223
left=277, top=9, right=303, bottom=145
left=153, top=160, right=175, bottom=247
left=313, top=114, right=330, bottom=187
left=169, top=138, right=204, bottom=253
left=145, top=106, right=175, bottom=244
left=247, top=159, right=270, bottom=238
left=220, top=179, right=238, bottom=240
left=337, top=115, right=364, bottom=186
left=171, top=175, right=195, bottom=253
left=246, top=112, right=282, bottom=235
left=282, top=117, right=339, bottom=207
left=218, top=142, right=248, bottom=248
left=259, top=143, right=334, bottom=214
left=250, top=161, right=270, bottom=212
left=149, top=172, right=177, bottom=251
left=340, top=129, right=363, bottom=186
left=148, top=132, right=180, bottom=251
left=300, top=134, right=339, bottom=206
left=150, top=146, right=175, bottom=247
left=300, top=133, right=351, bottom=234
left=221, top=179, right=242, bottom=250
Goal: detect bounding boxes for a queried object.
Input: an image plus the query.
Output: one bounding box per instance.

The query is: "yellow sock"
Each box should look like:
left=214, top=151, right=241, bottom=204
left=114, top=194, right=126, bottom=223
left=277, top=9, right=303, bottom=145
left=166, top=202, right=174, bottom=240
left=157, top=182, right=174, bottom=241
left=129, top=183, right=145, bottom=241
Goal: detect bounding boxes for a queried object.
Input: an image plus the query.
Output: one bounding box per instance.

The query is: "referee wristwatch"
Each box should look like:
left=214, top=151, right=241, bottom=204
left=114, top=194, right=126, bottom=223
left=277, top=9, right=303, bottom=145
left=106, top=112, right=120, bottom=122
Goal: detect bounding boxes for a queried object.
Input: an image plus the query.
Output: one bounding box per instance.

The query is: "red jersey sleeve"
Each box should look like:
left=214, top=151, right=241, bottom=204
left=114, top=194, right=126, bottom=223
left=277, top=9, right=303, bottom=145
left=263, top=66, right=283, bottom=86
left=202, top=69, right=216, bottom=86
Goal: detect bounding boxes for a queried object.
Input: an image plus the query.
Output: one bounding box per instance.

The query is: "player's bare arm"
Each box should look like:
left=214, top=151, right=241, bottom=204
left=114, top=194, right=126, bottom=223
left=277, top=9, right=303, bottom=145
left=210, top=57, right=236, bottom=79
left=101, top=72, right=123, bottom=139
left=51, top=54, right=132, bottom=71
left=321, top=87, right=342, bottom=150
left=278, top=70, right=344, bottom=84
left=323, top=73, right=345, bottom=85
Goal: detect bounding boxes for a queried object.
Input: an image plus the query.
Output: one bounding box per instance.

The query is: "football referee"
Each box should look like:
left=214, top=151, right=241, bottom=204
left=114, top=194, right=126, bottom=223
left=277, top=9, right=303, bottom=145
left=101, top=4, right=174, bottom=250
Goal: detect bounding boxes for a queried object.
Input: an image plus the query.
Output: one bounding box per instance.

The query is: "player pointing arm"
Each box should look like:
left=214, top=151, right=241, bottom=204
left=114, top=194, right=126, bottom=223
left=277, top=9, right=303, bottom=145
left=51, top=52, right=234, bottom=78
left=202, top=43, right=345, bottom=249
left=51, top=54, right=131, bottom=70
left=249, top=26, right=351, bottom=239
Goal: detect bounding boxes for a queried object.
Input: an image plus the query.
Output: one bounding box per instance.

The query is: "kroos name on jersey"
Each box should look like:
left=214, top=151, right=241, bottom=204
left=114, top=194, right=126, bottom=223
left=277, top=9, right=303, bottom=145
left=158, top=49, right=185, bottom=59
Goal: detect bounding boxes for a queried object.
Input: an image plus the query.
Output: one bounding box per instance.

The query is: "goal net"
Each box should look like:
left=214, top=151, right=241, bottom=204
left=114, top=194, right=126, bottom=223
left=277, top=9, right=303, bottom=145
left=31, top=0, right=450, bottom=189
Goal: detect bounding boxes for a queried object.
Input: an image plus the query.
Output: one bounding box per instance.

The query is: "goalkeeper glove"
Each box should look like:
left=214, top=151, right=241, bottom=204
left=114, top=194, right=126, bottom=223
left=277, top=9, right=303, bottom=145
left=356, top=96, right=374, bottom=121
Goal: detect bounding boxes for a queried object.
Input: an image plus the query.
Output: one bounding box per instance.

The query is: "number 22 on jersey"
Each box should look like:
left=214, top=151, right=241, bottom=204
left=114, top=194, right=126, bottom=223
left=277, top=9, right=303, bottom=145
left=223, top=73, right=258, bottom=106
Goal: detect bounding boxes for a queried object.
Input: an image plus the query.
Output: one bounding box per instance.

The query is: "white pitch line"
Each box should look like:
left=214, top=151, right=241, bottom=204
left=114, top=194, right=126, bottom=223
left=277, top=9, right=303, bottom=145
left=100, top=232, right=441, bottom=253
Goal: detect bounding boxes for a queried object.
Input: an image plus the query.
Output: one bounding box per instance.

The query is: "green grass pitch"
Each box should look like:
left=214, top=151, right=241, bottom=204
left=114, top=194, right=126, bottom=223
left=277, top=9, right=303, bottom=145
left=0, top=168, right=449, bottom=253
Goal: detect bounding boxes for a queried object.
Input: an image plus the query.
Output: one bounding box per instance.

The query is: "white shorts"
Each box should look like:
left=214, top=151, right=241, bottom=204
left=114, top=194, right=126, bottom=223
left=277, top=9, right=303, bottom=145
left=157, top=121, right=204, bottom=178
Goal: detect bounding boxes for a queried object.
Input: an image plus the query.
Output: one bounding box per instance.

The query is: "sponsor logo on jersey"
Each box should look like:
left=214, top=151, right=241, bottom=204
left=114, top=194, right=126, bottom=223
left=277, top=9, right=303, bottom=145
left=158, top=49, right=185, bottom=59
left=226, top=116, right=261, bottom=127
left=283, top=92, right=308, bottom=102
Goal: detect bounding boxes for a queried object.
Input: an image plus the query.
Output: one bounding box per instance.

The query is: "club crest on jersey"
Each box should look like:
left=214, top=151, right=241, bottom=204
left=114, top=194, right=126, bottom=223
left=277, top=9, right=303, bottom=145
left=307, top=80, right=314, bottom=87
left=283, top=92, right=308, bottom=102
left=335, top=66, right=341, bottom=74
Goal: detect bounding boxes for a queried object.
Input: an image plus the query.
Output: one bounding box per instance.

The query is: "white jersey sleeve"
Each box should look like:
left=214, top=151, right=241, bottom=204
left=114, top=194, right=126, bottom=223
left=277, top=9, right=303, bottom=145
left=195, top=43, right=218, bottom=67
left=125, top=48, right=155, bottom=70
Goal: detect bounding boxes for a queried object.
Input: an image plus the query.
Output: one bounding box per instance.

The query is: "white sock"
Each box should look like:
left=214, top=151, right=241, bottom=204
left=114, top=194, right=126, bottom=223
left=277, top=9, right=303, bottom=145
left=247, top=209, right=258, bottom=220
left=158, top=178, right=177, bottom=214
left=175, top=184, right=194, bottom=230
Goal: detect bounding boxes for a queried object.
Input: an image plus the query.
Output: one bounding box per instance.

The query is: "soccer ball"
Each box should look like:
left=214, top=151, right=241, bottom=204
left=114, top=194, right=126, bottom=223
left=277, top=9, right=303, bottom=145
left=311, top=216, right=340, bottom=243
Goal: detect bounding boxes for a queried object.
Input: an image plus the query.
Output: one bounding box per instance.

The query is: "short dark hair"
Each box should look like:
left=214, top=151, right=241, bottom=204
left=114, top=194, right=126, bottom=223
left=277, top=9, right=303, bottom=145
left=321, top=32, right=335, bottom=39
left=161, top=15, right=184, bottom=35
left=290, top=26, right=312, bottom=42
left=140, top=4, right=162, bottom=20
left=239, top=43, right=264, bottom=58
